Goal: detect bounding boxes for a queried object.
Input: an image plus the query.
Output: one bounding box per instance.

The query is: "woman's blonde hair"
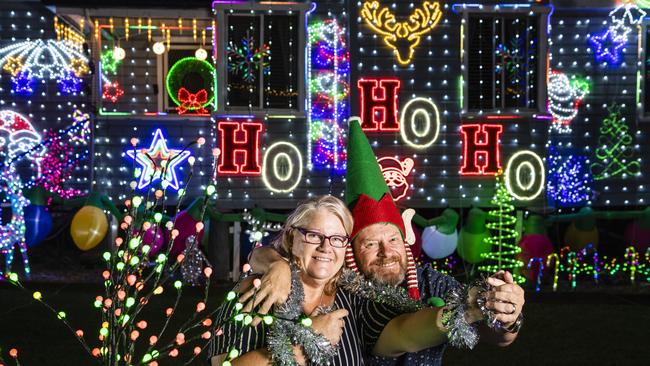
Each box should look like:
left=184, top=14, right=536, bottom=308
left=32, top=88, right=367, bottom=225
left=273, top=195, right=353, bottom=295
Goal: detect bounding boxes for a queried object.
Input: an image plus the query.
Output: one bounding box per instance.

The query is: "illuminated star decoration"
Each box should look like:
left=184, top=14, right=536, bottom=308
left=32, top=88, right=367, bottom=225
left=11, top=70, right=36, bottom=95
left=102, top=81, right=124, bottom=103
left=58, top=70, right=83, bottom=95
left=125, top=129, right=191, bottom=191
left=3, top=56, right=23, bottom=76
left=68, top=58, right=89, bottom=77
left=589, top=25, right=628, bottom=65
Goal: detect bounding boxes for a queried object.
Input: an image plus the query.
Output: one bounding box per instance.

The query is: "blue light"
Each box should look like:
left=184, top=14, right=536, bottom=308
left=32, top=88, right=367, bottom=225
left=11, top=70, right=36, bottom=96
left=58, top=70, right=83, bottom=95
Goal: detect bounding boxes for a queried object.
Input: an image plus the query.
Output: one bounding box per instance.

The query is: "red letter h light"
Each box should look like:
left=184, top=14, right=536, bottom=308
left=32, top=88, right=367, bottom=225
left=218, top=121, right=263, bottom=175
left=357, top=78, right=401, bottom=131
left=460, top=124, right=503, bottom=175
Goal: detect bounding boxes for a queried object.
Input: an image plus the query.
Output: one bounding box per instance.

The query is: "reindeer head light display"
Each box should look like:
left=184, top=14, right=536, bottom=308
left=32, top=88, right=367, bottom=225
left=360, top=1, right=443, bottom=65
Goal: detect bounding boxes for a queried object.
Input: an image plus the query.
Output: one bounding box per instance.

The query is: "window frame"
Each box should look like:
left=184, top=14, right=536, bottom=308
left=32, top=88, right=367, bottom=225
left=640, top=19, right=650, bottom=120
left=213, top=2, right=309, bottom=116
left=460, top=5, right=549, bottom=116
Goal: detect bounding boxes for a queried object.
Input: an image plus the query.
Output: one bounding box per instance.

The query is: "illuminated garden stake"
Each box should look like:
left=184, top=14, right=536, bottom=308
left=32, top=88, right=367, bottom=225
left=547, top=253, right=560, bottom=292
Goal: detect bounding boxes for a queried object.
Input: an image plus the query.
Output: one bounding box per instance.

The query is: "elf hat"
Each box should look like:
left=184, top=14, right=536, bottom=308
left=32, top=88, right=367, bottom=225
left=344, top=118, right=419, bottom=300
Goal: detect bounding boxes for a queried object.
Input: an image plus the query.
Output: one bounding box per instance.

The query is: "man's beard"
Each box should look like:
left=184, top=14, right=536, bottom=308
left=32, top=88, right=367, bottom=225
left=362, top=256, right=407, bottom=286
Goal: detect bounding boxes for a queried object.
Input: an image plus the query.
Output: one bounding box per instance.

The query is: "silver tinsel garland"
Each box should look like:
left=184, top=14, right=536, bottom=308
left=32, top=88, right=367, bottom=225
left=267, top=262, right=337, bottom=366
left=338, top=269, right=422, bottom=313
left=440, top=283, right=479, bottom=349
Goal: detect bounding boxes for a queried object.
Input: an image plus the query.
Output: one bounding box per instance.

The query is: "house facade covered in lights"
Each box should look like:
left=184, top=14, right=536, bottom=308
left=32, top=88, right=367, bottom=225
left=2, top=0, right=648, bottom=213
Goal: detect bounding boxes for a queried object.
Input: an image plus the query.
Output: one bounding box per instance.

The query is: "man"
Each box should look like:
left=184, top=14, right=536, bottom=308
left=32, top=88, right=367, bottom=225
left=241, top=120, right=525, bottom=365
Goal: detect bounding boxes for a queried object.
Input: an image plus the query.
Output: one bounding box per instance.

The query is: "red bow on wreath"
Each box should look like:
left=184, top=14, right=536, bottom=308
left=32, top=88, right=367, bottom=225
left=177, top=87, right=208, bottom=114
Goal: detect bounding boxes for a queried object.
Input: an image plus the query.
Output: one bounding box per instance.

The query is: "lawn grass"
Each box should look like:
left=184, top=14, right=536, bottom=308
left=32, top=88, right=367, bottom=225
left=1, top=282, right=649, bottom=365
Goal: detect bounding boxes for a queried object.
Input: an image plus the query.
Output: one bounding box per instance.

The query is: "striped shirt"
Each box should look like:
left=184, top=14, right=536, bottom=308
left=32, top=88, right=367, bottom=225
left=367, top=264, right=461, bottom=366
left=208, top=287, right=402, bottom=365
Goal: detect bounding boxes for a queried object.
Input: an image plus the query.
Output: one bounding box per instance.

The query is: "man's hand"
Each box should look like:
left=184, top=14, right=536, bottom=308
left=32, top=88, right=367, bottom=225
left=239, top=260, right=291, bottom=326
left=485, top=270, right=525, bottom=329
left=311, top=309, right=349, bottom=346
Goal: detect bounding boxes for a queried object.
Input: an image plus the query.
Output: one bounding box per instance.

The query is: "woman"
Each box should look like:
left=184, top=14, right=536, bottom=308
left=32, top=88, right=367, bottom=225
left=209, top=196, right=478, bottom=365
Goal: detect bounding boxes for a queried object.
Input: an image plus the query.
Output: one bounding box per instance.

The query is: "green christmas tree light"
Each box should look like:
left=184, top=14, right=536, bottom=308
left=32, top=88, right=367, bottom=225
left=478, top=173, right=525, bottom=284
left=590, top=104, right=640, bottom=180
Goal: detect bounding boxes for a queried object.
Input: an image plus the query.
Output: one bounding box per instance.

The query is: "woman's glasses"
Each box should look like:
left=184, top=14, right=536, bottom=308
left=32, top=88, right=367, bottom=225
left=292, top=226, right=349, bottom=248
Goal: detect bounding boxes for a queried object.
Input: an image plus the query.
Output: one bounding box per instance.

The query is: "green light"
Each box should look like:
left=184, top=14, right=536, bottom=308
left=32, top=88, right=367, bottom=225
left=100, top=50, right=121, bottom=75
left=122, top=314, right=131, bottom=325
left=234, top=314, right=244, bottom=322
left=9, top=273, right=18, bottom=282
left=226, top=291, right=236, bottom=301
left=103, top=252, right=111, bottom=261
left=301, top=317, right=312, bottom=327
left=33, top=291, right=42, bottom=300
left=126, top=297, right=135, bottom=308
left=142, top=354, right=152, bottom=363
left=57, top=311, right=66, bottom=319
left=129, top=256, right=140, bottom=266
left=228, top=348, right=239, bottom=359
left=234, top=302, right=243, bottom=311
left=129, top=237, right=141, bottom=250
left=165, top=57, right=215, bottom=110
left=94, top=300, right=102, bottom=308
left=100, top=327, right=109, bottom=337
left=174, top=280, right=182, bottom=289
left=263, top=315, right=274, bottom=325
left=478, top=174, right=525, bottom=284
left=142, top=245, right=151, bottom=254
left=206, top=185, right=216, bottom=195
left=156, top=253, right=167, bottom=263
left=243, top=315, right=253, bottom=325
left=132, top=196, right=142, bottom=207
left=590, top=105, right=641, bottom=180
left=154, top=213, right=163, bottom=222
left=222, top=361, right=232, bottom=366
left=116, top=262, right=125, bottom=271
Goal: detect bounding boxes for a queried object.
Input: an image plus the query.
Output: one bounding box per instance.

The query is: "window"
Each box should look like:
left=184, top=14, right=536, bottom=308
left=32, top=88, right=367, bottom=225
left=464, top=10, right=547, bottom=112
left=221, top=10, right=302, bottom=111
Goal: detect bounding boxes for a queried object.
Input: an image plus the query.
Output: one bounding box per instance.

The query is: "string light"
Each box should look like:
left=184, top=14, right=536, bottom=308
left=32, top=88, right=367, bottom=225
left=0, top=163, right=31, bottom=277
left=307, top=19, right=349, bottom=172
left=0, top=39, right=88, bottom=80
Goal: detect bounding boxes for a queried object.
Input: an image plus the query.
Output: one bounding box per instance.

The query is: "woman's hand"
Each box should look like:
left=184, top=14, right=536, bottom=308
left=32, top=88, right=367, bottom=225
left=239, top=260, right=292, bottom=326
left=311, top=309, right=349, bottom=346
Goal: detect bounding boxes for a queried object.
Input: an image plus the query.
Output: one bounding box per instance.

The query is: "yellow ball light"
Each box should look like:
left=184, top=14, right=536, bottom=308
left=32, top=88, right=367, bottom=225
left=195, top=47, right=208, bottom=60
left=113, top=47, right=126, bottom=61
left=153, top=42, right=165, bottom=55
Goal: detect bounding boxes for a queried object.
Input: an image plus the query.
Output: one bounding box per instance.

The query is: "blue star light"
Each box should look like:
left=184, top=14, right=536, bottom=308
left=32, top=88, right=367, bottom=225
left=589, top=26, right=627, bottom=65
left=11, top=70, right=36, bottom=96
left=125, top=129, right=191, bottom=191
left=58, top=70, right=83, bottom=95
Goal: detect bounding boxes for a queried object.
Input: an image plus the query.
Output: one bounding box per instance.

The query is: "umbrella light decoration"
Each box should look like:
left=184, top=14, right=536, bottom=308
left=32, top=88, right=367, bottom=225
left=0, top=39, right=88, bottom=94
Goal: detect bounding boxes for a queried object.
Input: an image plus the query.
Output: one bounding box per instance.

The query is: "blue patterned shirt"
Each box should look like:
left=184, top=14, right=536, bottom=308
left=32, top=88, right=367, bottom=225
left=366, top=264, right=461, bottom=366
